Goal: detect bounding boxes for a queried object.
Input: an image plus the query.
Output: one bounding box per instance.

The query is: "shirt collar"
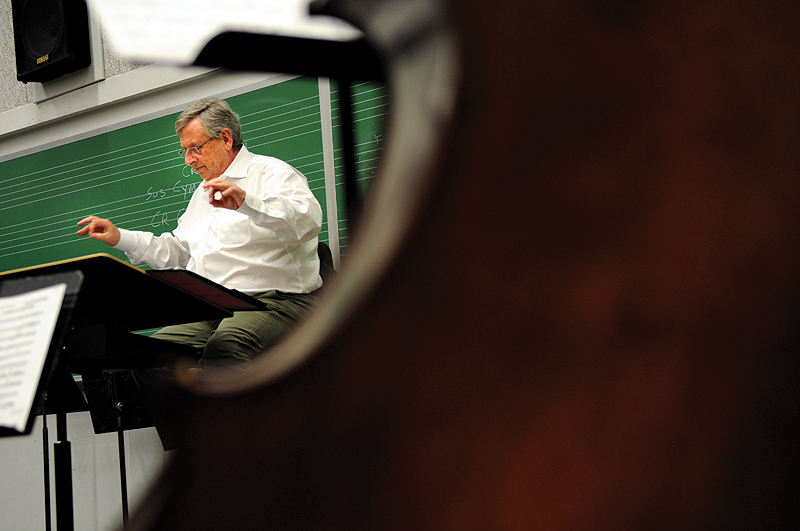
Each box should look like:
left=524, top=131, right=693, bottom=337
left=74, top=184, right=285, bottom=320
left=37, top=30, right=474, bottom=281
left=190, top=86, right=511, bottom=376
left=221, top=145, right=252, bottom=180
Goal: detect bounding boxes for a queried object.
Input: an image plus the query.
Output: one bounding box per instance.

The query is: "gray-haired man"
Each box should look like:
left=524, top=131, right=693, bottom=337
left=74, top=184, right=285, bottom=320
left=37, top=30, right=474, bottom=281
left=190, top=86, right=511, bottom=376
left=78, top=97, right=323, bottom=366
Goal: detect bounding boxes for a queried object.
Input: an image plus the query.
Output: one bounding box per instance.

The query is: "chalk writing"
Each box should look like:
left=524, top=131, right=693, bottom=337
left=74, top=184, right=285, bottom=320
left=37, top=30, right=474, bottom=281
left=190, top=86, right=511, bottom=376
left=145, top=186, right=167, bottom=201
left=149, top=207, right=189, bottom=228
left=145, top=179, right=199, bottom=202
left=173, top=180, right=199, bottom=200
left=150, top=211, right=170, bottom=228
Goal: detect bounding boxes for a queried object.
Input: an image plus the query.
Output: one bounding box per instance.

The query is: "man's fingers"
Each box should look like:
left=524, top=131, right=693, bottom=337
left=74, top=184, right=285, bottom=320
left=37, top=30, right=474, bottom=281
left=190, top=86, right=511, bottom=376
left=75, top=215, right=119, bottom=246
left=76, top=219, right=95, bottom=235
left=76, top=217, right=104, bottom=236
left=203, top=180, right=244, bottom=210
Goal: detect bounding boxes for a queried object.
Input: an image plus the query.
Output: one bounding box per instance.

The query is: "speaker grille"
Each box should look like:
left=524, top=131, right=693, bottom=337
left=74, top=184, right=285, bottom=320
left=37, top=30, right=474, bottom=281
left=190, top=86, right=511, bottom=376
left=12, top=0, right=91, bottom=83
left=22, top=0, right=66, bottom=60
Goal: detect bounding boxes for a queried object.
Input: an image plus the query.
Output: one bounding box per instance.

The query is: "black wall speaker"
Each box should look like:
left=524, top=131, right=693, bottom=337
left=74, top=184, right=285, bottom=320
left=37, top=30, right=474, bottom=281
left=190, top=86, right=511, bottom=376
left=11, top=0, right=91, bottom=84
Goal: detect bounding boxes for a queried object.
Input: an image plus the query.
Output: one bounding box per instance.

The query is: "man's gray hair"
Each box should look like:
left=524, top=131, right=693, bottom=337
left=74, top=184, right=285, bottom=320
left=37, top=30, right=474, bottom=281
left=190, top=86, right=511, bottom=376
left=175, top=97, right=244, bottom=149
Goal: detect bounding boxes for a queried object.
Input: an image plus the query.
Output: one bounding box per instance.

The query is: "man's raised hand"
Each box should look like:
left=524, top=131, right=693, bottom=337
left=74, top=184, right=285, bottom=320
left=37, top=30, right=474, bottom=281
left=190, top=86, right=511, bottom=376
left=76, top=216, right=121, bottom=246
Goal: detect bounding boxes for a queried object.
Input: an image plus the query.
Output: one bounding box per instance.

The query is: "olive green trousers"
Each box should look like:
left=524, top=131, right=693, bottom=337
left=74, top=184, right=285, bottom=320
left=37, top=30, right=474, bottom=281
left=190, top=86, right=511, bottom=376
left=152, top=290, right=316, bottom=367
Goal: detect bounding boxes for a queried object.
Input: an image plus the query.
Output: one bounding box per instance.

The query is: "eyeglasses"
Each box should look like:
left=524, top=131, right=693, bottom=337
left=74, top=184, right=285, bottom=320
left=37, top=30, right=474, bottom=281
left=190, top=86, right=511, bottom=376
left=179, top=138, right=215, bottom=158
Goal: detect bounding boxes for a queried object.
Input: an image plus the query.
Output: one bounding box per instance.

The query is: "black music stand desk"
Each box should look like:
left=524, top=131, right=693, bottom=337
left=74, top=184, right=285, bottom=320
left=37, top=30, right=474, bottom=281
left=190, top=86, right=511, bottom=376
left=0, top=253, right=265, bottom=531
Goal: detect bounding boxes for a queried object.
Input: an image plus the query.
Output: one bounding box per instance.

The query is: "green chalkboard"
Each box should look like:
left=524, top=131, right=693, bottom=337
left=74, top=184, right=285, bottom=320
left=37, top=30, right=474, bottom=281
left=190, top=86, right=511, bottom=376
left=0, top=76, right=386, bottom=274
left=331, top=80, right=388, bottom=252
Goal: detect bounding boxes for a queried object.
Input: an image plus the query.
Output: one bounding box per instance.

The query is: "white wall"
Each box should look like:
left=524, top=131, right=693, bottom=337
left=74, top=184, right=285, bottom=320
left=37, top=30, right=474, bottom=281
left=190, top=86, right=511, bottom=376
left=0, top=63, right=290, bottom=162
left=0, top=412, right=169, bottom=531
left=0, top=0, right=143, bottom=114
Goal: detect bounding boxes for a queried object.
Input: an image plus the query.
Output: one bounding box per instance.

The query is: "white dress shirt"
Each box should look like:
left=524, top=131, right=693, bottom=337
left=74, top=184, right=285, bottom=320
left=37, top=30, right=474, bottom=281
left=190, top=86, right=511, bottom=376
left=115, top=146, right=323, bottom=294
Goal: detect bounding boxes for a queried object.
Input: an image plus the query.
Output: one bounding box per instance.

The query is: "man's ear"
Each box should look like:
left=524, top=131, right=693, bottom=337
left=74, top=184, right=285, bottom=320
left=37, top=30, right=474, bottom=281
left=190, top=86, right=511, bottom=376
left=220, top=129, right=235, bottom=150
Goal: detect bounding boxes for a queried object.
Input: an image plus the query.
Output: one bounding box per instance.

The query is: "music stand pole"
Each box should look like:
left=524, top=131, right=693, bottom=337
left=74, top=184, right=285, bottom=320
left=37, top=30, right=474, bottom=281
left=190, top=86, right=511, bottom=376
left=42, top=402, right=52, bottom=531
left=54, top=412, right=74, bottom=531
left=54, top=377, right=75, bottom=531
left=113, top=373, right=130, bottom=527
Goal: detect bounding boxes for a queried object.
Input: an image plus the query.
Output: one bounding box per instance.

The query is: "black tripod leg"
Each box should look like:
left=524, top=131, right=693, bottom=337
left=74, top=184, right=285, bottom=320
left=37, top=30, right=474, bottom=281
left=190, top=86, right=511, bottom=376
left=42, top=402, right=52, bottom=531
left=54, top=408, right=74, bottom=531
left=113, top=373, right=130, bottom=527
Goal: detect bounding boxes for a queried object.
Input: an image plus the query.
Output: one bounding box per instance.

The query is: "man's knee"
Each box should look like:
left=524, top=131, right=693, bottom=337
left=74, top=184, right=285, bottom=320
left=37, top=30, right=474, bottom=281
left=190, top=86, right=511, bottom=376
left=201, top=316, right=294, bottom=366
left=202, top=330, right=257, bottom=365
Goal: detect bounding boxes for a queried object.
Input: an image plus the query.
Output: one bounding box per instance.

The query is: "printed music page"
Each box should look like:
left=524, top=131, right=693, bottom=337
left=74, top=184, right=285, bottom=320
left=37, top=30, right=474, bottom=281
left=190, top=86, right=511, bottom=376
left=0, top=284, right=66, bottom=433
left=86, top=0, right=363, bottom=64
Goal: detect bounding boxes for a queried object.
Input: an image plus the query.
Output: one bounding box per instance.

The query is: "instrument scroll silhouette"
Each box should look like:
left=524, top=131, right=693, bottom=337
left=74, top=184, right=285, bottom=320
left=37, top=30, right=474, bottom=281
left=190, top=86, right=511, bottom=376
left=126, top=0, right=800, bottom=529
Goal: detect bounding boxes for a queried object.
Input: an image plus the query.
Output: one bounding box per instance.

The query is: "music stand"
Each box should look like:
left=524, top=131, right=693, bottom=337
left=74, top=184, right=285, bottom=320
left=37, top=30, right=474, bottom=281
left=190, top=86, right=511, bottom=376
left=0, top=271, right=85, bottom=531
left=1, top=254, right=266, bottom=530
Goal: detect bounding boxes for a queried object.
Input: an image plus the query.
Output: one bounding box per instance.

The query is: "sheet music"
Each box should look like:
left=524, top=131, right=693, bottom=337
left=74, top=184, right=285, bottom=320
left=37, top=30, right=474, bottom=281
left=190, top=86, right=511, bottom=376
left=0, top=284, right=67, bottom=432
left=87, top=0, right=363, bottom=64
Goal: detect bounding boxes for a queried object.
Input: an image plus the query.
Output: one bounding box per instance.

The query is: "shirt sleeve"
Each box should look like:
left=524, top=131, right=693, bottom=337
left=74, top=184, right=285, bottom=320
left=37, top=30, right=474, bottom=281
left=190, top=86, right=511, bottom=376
left=236, top=163, right=323, bottom=244
left=114, top=228, right=192, bottom=269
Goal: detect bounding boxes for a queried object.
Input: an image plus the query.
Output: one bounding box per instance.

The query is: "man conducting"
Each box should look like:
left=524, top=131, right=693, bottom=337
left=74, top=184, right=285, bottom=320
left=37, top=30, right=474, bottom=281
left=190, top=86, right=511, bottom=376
left=77, top=97, right=323, bottom=366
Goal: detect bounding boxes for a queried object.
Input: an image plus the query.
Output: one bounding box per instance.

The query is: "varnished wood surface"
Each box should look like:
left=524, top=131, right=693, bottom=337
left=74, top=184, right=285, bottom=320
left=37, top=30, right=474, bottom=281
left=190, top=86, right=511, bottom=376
left=130, top=0, right=800, bottom=529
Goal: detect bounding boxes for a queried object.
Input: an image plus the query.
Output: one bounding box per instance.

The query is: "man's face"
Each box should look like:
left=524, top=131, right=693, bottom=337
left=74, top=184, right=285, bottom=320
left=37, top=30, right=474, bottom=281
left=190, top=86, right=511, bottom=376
left=179, top=116, right=234, bottom=181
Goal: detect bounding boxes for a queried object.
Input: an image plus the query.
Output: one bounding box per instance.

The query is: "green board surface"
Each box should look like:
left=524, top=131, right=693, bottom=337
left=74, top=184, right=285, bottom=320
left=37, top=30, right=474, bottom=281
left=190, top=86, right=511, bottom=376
left=0, top=76, right=386, bottom=274
left=331, top=80, right=388, bottom=252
